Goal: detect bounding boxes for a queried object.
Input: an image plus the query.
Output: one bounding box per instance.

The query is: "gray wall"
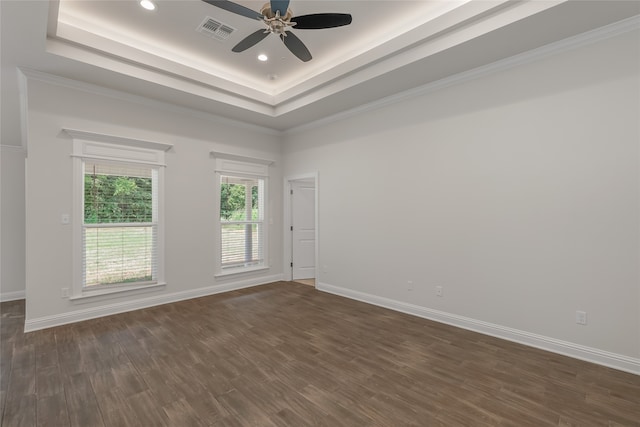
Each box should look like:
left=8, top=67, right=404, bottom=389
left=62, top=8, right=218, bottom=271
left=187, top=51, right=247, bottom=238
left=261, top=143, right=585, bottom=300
left=283, top=30, right=640, bottom=362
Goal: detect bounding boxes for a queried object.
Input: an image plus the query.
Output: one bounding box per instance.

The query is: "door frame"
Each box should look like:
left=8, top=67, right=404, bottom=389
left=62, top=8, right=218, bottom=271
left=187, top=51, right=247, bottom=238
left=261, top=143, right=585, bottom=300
left=283, top=172, right=319, bottom=285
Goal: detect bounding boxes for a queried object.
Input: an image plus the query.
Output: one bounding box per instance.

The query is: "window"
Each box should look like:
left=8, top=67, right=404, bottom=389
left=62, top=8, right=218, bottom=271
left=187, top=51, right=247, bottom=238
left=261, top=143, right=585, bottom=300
left=220, top=175, right=264, bottom=270
left=212, top=152, right=272, bottom=276
left=83, top=161, right=158, bottom=287
left=68, top=130, right=170, bottom=299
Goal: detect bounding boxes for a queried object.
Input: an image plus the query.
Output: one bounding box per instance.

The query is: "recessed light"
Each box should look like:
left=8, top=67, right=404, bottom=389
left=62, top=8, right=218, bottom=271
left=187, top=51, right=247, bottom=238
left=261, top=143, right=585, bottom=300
left=257, top=54, right=268, bottom=62
left=140, top=0, right=156, bottom=11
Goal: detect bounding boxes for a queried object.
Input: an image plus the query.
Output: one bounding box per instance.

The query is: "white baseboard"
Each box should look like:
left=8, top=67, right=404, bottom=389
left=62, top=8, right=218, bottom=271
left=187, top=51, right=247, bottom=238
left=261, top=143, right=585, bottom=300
left=0, top=290, right=26, bottom=302
left=24, top=274, right=284, bottom=333
left=317, top=282, right=640, bottom=376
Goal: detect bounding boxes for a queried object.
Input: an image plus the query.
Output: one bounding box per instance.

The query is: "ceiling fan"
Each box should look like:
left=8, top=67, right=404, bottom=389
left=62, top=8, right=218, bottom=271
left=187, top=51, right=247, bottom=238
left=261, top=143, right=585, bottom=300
left=202, top=0, right=352, bottom=62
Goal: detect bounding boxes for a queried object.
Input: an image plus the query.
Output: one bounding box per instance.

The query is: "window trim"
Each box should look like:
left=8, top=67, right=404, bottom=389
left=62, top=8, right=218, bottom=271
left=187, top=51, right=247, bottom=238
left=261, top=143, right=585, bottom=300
left=68, top=130, right=171, bottom=300
left=212, top=152, right=272, bottom=277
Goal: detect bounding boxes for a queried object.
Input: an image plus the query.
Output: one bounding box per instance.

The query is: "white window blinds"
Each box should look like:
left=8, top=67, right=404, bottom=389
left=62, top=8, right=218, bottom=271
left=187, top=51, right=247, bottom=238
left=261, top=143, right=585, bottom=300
left=220, top=175, right=265, bottom=270
left=83, top=161, right=158, bottom=287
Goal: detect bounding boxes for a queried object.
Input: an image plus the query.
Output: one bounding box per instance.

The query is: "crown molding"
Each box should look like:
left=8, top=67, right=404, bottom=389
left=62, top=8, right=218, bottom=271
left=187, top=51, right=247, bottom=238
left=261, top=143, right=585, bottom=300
left=18, top=68, right=283, bottom=137
left=286, top=14, right=640, bottom=135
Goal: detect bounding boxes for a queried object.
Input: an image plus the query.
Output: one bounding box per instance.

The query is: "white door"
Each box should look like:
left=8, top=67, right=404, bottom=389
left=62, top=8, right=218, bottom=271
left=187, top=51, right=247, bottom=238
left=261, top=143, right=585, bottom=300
left=291, top=180, right=315, bottom=280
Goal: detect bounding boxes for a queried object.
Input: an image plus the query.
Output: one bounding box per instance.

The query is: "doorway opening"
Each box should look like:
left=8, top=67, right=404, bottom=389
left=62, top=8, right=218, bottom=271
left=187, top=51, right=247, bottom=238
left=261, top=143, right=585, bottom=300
left=284, top=174, right=317, bottom=287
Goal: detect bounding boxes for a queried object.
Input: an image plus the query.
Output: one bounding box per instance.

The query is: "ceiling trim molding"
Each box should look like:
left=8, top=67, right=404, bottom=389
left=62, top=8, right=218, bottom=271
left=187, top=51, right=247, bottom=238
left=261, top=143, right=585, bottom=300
left=18, top=68, right=283, bottom=137
left=51, top=22, right=273, bottom=98
left=285, top=13, right=640, bottom=135
left=45, top=37, right=276, bottom=110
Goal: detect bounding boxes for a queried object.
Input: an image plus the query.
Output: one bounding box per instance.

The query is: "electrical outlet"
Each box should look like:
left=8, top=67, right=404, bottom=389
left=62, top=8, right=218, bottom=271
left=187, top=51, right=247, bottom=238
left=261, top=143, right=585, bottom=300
left=61, top=287, right=70, bottom=298
left=407, top=280, right=413, bottom=291
left=576, top=310, right=587, bottom=325
left=436, top=286, right=443, bottom=297
left=61, top=214, right=70, bottom=225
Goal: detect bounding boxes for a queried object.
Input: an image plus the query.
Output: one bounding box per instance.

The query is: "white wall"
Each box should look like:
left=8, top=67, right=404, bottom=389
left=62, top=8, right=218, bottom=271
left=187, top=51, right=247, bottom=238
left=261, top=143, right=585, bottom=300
left=1, top=147, right=26, bottom=301
left=23, top=78, right=283, bottom=328
left=283, top=30, right=640, bottom=368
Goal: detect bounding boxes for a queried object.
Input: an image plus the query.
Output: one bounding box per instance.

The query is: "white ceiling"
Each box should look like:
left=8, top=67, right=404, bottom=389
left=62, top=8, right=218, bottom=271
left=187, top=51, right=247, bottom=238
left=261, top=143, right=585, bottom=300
left=2, top=0, right=639, bottom=146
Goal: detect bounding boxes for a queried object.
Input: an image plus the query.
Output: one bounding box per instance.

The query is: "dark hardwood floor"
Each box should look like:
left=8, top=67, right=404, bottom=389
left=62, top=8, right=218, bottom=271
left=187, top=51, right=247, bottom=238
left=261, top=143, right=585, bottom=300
left=1, top=281, right=639, bottom=426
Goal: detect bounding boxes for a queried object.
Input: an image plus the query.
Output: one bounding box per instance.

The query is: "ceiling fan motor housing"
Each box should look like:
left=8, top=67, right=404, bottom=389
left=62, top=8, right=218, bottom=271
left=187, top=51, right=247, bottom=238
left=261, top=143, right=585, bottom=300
left=260, top=3, right=294, bottom=35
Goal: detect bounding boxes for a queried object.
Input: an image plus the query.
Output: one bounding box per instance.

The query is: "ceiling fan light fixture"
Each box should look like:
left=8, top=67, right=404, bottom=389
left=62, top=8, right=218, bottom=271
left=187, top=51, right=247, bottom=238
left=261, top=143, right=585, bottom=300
left=257, top=54, right=268, bottom=62
left=202, top=0, right=352, bottom=62
left=139, top=0, right=156, bottom=11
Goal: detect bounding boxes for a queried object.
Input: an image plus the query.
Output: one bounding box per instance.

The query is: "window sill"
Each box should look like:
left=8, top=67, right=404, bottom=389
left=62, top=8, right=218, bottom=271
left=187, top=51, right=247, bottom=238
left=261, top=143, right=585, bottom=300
left=214, top=266, right=269, bottom=279
left=69, top=282, right=166, bottom=304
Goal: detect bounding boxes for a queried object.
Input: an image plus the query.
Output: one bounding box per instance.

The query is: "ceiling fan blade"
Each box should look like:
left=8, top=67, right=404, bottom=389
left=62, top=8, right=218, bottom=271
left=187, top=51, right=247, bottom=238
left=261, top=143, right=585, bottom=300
left=232, top=29, right=270, bottom=52
left=291, top=13, right=352, bottom=29
left=280, top=31, right=312, bottom=62
left=270, top=0, right=290, bottom=16
left=201, top=0, right=263, bottom=20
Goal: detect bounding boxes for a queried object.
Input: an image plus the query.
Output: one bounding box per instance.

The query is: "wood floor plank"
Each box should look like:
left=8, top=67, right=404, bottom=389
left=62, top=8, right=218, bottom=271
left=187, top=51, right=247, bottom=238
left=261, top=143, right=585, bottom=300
left=1, top=395, right=36, bottom=427
left=297, top=383, right=384, bottom=426
left=63, top=373, right=104, bottom=427
left=35, top=365, right=64, bottom=398
left=36, top=393, right=70, bottom=427
left=110, top=362, right=148, bottom=397
left=124, top=390, right=169, bottom=426
left=2, top=282, right=639, bottom=427
left=215, top=388, right=277, bottom=426
left=182, top=391, right=230, bottom=425
left=162, top=398, right=206, bottom=427
left=268, top=407, right=310, bottom=427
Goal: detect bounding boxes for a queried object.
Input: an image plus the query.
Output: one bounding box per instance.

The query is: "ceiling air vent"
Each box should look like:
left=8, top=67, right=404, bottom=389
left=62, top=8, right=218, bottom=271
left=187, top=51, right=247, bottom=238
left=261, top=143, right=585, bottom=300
left=197, top=17, right=235, bottom=41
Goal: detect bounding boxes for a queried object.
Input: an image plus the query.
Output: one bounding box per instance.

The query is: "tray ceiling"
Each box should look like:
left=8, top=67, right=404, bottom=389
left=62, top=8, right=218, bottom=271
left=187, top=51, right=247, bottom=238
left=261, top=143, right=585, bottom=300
left=1, top=0, right=639, bottom=143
